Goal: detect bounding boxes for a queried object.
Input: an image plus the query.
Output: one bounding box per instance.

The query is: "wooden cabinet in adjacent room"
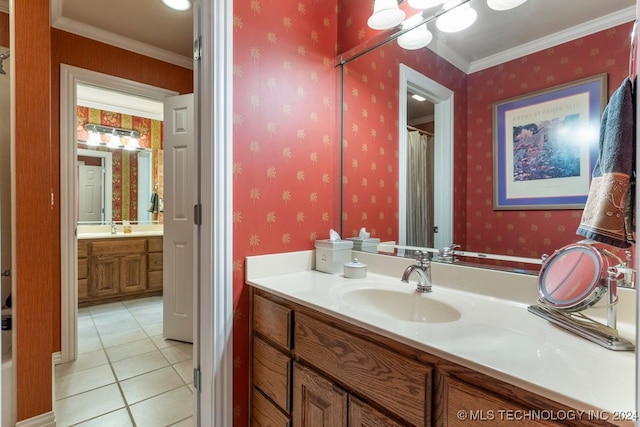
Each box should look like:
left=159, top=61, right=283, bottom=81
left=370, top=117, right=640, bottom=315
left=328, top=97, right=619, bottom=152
left=78, top=236, right=163, bottom=306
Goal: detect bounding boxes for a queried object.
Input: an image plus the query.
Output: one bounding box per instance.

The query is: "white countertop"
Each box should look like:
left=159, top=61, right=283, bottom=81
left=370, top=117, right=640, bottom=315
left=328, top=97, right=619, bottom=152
left=77, top=224, right=163, bottom=239
left=246, top=250, right=636, bottom=426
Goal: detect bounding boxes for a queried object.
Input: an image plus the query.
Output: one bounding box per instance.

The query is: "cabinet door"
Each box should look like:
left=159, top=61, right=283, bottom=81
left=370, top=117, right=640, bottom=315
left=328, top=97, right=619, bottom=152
left=90, top=255, right=120, bottom=297
left=120, top=253, right=147, bottom=293
left=292, top=362, right=347, bottom=427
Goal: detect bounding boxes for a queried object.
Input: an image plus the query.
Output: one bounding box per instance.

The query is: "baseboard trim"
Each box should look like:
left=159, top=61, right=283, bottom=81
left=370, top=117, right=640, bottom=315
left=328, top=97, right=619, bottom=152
left=15, top=411, right=56, bottom=427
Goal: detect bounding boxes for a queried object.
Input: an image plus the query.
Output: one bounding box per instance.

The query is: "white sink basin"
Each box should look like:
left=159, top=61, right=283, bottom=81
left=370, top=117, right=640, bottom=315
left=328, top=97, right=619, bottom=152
left=340, top=288, right=461, bottom=323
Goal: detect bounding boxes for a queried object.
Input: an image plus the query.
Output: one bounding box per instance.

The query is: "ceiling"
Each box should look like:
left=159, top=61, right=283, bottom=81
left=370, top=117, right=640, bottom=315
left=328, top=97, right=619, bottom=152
left=45, top=0, right=636, bottom=73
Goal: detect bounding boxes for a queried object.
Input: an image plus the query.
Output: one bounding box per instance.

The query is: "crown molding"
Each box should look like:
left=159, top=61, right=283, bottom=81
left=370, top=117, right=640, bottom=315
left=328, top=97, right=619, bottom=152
left=51, top=12, right=193, bottom=70
left=428, top=41, right=471, bottom=73
left=468, top=5, right=636, bottom=74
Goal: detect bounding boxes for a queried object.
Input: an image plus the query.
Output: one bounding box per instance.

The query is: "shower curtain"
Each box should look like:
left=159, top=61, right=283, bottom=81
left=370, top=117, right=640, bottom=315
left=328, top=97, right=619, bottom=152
left=406, top=130, right=434, bottom=248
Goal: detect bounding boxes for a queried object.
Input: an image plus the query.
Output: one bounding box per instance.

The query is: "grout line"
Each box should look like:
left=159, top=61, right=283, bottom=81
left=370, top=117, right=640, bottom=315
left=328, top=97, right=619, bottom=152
left=58, top=297, right=193, bottom=427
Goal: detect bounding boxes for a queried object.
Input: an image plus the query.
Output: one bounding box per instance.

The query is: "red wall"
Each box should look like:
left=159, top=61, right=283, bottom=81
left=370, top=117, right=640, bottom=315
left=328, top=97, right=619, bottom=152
left=232, top=1, right=338, bottom=424
left=466, top=23, right=633, bottom=259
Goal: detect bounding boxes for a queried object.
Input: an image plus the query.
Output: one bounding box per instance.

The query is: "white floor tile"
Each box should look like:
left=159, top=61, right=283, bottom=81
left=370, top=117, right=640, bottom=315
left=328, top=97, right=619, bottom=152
left=106, top=338, right=158, bottom=363
left=73, top=408, right=134, bottom=427
left=129, top=386, right=193, bottom=427
left=95, top=318, right=140, bottom=336
left=161, top=343, right=193, bottom=365
left=111, top=350, right=169, bottom=381
left=132, top=311, right=163, bottom=326
left=100, top=327, right=148, bottom=348
left=151, top=335, right=180, bottom=349
left=55, top=364, right=116, bottom=399
left=78, top=335, right=103, bottom=354
left=55, top=384, right=125, bottom=427
left=172, top=360, right=194, bottom=385
left=120, top=366, right=185, bottom=404
left=55, top=349, right=108, bottom=378
left=145, top=323, right=165, bottom=338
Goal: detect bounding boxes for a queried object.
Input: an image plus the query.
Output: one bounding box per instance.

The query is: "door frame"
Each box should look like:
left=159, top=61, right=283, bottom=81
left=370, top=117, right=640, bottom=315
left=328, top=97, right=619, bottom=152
left=77, top=148, right=113, bottom=223
left=398, top=64, right=454, bottom=250
left=59, top=64, right=178, bottom=364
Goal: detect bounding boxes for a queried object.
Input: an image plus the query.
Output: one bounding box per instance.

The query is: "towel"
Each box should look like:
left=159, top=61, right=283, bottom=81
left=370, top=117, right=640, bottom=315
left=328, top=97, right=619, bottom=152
left=576, top=77, right=635, bottom=248
left=147, top=192, right=159, bottom=214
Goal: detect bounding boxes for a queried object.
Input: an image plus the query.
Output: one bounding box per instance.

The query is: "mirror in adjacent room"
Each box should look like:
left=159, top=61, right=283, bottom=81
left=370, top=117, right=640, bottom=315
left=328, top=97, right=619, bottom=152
left=75, top=83, right=164, bottom=225
left=339, top=0, right=636, bottom=269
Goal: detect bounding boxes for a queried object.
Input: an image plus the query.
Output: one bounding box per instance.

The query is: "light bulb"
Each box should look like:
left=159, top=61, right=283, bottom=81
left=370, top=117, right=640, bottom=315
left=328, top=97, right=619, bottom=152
left=107, top=130, right=121, bottom=148
left=367, top=0, right=405, bottom=30
left=487, top=0, right=527, bottom=11
left=398, top=24, right=433, bottom=50
left=161, top=0, right=191, bottom=11
left=87, top=128, right=101, bottom=146
left=436, top=3, right=477, bottom=33
left=126, top=133, right=140, bottom=151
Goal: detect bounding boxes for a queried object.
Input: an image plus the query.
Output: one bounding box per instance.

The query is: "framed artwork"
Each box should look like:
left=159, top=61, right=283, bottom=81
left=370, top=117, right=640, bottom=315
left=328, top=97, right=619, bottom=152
left=492, top=73, right=607, bottom=210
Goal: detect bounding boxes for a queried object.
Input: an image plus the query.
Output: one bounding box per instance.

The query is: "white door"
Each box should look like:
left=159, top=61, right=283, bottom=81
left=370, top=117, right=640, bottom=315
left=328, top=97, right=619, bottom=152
left=78, top=163, right=104, bottom=223
left=163, top=94, right=195, bottom=343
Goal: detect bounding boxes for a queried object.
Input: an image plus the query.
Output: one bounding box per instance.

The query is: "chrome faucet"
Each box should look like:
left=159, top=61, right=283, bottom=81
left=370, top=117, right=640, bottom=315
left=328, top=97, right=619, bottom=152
left=110, top=221, right=117, bottom=235
left=438, top=243, right=460, bottom=263
left=401, top=251, right=432, bottom=293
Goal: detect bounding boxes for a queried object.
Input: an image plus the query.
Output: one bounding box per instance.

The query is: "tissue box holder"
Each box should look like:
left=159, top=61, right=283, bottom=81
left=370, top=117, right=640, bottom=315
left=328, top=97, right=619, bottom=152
left=315, top=239, right=353, bottom=274
left=346, top=237, right=381, bottom=253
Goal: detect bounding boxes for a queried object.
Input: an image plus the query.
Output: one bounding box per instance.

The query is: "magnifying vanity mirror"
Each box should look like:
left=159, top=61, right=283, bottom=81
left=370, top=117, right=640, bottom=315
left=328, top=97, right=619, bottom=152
left=338, top=0, right=636, bottom=271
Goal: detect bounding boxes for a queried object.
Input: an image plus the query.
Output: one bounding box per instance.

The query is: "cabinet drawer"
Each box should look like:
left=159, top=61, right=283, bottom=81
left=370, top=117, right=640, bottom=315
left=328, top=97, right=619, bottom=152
left=147, top=252, right=163, bottom=271
left=440, top=376, right=552, bottom=427
left=147, top=237, right=163, bottom=253
left=295, top=312, right=430, bottom=426
left=148, top=270, right=163, bottom=290
left=91, top=239, right=146, bottom=256
left=253, top=336, right=292, bottom=413
left=254, top=294, right=292, bottom=350
left=253, top=388, right=291, bottom=427
left=349, top=395, right=406, bottom=426
left=78, top=258, right=88, bottom=280
left=78, top=240, right=89, bottom=258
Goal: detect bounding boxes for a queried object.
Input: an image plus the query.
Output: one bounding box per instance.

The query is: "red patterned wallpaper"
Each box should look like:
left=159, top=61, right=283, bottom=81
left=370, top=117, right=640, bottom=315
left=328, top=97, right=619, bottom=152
left=76, top=106, right=164, bottom=222
left=342, top=44, right=468, bottom=242
left=232, top=1, right=338, bottom=424
left=466, top=23, right=633, bottom=260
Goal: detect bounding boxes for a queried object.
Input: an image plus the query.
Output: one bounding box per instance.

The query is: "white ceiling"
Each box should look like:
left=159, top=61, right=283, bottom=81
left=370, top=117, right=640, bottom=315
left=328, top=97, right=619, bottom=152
left=47, top=0, right=637, bottom=74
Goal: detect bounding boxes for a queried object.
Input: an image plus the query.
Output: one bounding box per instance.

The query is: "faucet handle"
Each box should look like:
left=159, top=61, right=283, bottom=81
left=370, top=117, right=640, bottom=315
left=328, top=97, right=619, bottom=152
left=415, top=250, right=430, bottom=267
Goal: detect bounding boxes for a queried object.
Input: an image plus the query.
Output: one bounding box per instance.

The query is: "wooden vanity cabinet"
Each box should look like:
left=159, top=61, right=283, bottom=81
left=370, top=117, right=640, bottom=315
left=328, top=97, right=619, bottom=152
left=78, top=237, right=163, bottom=306
left=147, top=236, right=163, bottom=290
left=252, top=289, right=618, bottom=427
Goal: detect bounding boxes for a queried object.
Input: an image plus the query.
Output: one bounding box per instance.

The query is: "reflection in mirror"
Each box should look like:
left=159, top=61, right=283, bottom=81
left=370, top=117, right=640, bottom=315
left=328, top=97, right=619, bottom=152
left=339, top=0, right=635, bottom=270
left=75, top=85, right=164, bottom=225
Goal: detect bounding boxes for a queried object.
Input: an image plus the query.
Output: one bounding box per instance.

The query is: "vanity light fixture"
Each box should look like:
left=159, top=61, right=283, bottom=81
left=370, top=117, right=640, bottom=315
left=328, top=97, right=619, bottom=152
left=367, top=0, right=405, bottom=30
left=486, top=0, right=527, bottom=11
left=160, top=0, right=191, bottom=11
left=436, top=1, right=477, bottom=33
left=83, top=124, right=143, bottom=151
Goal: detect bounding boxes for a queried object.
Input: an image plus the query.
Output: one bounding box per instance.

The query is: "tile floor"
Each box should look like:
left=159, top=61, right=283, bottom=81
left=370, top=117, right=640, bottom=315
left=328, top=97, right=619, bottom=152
left=54, top=296, right=193, bottom=427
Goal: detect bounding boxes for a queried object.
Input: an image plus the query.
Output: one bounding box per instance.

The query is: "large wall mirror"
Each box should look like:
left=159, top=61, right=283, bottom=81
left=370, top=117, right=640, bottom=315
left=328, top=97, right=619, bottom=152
left=339, top=0, right=635, bottom=268
left=75, top=83, right=164, bottom=225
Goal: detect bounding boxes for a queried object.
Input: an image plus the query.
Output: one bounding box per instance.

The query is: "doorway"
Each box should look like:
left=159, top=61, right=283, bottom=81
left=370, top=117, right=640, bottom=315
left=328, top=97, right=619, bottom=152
left=398, top=64, right=454, bottom=250
left=60, top=65, right=180, bottom=363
